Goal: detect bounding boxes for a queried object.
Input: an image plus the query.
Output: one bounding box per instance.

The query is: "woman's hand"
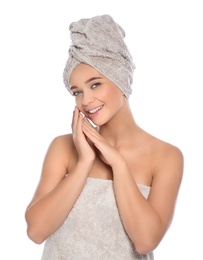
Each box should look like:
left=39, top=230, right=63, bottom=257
left=82, top=117, right=123, bottom=167
left=72, top=107, right=95, bottom=164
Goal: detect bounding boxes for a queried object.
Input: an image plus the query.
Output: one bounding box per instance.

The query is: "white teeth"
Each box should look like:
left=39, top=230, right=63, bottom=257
left=88, top=105, right=103, bottom=114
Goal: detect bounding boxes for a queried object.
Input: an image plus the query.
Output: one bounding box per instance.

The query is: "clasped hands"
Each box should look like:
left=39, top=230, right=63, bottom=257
left=72, top=107, right=123, bottom=167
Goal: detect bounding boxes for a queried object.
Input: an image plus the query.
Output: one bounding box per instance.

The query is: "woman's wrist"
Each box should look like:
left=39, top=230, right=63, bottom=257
left=110, top=153, right=127, bottom=170
left=77, top=158, right=94, bottom=172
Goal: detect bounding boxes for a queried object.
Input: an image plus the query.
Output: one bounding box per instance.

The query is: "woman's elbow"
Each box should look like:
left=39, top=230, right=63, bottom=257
left=133, top=238, right=159, bottom=255
left=26, top=225, right=46, bottom=245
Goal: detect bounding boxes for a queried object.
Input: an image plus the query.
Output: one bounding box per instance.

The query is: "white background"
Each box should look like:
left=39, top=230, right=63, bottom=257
left=0, top=0, right=202, bottom=259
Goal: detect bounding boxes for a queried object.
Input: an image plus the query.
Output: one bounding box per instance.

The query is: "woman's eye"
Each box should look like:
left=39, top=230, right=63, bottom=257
left=91, top=83, right=100, bottom=89
left=72, top=91, right=81, bottom=97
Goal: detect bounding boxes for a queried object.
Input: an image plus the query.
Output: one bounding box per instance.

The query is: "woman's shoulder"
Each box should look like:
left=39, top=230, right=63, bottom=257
left=140, top=128, right=184, bottom=169
left=51, top=133, right=74, bottom=147
left=44, top=133, right=77, bottom=173
left=140, top=127, right=182, bottom=156
left=46, top=133, right=76, bottom=161
left=147, top=134, right=184, bottom=179
left=153, top=135, right=183, bottom=160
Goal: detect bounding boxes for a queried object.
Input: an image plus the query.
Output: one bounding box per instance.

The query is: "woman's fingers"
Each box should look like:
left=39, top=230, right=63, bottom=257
left=82, top=117, right=99, bottom=138
left=72, top=107, right=84, bottom=137
left=82, top=116, right=122, bottom=165
left=71, top=109, right=96, bottom=162
left=71, top=107, right=78, bottom=133
left=82, top=117, right=108, bottom=150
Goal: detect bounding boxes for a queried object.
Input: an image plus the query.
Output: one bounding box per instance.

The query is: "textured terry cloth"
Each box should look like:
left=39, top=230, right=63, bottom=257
left=63, top=14, right=135, bottom=98
left=41, top=178, right=154, bottom=260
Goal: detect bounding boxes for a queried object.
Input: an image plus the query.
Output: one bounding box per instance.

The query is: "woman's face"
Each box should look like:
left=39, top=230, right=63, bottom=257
left=69, top=63, right=125, bottom=126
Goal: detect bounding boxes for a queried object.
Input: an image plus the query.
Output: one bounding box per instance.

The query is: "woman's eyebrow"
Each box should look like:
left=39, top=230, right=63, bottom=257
left=85, top=77, right=102, bottom=84
left=70, top=77, right=102, bottom=90
left=70, top=86, right=77, bottom=91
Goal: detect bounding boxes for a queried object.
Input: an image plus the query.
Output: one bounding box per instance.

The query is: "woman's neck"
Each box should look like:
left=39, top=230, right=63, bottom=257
left=98, top=100, right=140, bottom=147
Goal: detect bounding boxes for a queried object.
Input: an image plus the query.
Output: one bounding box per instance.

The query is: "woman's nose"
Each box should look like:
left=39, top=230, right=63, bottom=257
left=82, top=91, right=94, bottom=105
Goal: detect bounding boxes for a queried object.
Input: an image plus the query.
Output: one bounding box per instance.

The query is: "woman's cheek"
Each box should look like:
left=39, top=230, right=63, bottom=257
left=75, top=97, right=84, bottom=113
left=75, top=97, right=81, bottom=107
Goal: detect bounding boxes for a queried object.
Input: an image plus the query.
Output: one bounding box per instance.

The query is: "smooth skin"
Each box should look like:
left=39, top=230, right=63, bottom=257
left=25, top=63, right=183, bottom=254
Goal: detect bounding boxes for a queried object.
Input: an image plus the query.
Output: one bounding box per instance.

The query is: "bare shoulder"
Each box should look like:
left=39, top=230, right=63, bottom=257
left=149, top=135, right=184, bottom=191
left=153, top=137, right=184, bottom=170
left=26, top=134, right=76, bottom=207
left=142, top=133, right=184, bottom=233
left=156, top=134, right=182, bottom=152
left=41, top=133, right=76, bottom=182
left=50, top=133, right=74, bottom=150
left=140, top=129, right=184, bottom=169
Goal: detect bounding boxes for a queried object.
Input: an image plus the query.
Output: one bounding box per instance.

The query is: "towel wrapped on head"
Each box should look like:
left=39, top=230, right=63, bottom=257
left=63, top=14, right=135, bottom=98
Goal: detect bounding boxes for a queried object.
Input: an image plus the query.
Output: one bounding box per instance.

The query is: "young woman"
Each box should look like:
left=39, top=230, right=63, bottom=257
left=25, top=15, right=183, bottom=259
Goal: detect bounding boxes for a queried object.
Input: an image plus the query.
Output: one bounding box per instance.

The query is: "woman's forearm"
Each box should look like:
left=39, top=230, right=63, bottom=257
left=25, top=161, right=93, bottom=244
left=112, top=161, right=162, bottom=253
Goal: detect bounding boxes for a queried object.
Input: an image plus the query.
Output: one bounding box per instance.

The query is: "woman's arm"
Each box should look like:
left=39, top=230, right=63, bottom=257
left=82, top=117, right=183, bottom=254
left=112, top=145, right=183, bottom=254
left=25, top=109, right=95, bottom=244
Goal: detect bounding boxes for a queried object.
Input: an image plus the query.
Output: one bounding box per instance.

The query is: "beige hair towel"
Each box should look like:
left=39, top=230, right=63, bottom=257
left=63, top=14, right=135, bottom=98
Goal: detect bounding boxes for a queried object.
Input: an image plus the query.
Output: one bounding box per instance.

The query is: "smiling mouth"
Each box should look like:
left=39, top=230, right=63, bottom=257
left=87, top=105, right=104, bottom=114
